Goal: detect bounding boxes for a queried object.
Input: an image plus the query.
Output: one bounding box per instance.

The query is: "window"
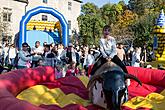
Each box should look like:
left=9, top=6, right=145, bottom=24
left=8, top=13, right=12, bottom=22
left=43, top=0, right=47, bottom=3
left=42, top=15, right=48, bottom=21
left=3, top=7, right=12, bottom=11
left=68, top=20, right=71, bottom=29
left=3, top=13, right=7, bottom=21
left=68, top=2, right=72, bottom=10
left=2, top=7, right=12, bottom=22
left=3, top=12, right=12, bottom=22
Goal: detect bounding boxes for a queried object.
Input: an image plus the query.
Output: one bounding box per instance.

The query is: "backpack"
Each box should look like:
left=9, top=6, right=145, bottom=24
left=13, top=53, right=19, bottom=68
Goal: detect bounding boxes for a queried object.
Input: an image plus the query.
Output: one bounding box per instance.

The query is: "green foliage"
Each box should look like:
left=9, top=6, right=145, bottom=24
left=128, top=0, right=154, bottom=15
left=81, top=3, right=99, bottom=15
left=129, top=7, right=159, bottom=47
left=77, top=0, right=164, bottom=47
left=77, top=3, right=104, bottom=46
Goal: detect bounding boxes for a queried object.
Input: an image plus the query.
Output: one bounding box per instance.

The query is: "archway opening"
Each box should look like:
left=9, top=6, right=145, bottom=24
left=19, top=6, right=68, bottom=48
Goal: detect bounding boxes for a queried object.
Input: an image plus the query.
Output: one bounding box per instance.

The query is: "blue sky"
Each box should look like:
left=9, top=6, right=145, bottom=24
left=82, top=0, right=129, bottom=7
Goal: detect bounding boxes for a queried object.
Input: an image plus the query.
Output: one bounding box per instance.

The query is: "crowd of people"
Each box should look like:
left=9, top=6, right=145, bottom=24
left=0, top=25, right=163, bottom=76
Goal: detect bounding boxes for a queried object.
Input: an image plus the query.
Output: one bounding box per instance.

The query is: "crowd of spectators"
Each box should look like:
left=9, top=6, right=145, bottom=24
left=0, top=40, right=163, bottom=76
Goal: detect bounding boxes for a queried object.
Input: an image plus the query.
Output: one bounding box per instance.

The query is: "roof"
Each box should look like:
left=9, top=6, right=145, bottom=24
left=13, top=0, right=28, bottom=3
left=73, top=0, right=83, bottom=3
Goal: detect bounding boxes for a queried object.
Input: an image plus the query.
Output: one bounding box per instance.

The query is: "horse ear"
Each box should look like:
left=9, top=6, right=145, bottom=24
left=125, top=74, right=142, bottom=86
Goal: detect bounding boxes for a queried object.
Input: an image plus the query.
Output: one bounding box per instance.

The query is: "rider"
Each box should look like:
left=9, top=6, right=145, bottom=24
left=90, top=25, right=128, bottom=76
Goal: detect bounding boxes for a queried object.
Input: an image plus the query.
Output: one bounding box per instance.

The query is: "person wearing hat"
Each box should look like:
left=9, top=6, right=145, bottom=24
left=17, top=43, right=32, bottom=69
left=68, top=43, right=73, bottom=47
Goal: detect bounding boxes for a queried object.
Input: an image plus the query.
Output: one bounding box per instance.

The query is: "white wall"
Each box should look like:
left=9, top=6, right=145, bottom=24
left=57, top=0, right=81, bottom=33
left=26, top=0, right=57, bottom=21
left=0, top=0, right=26, bottom=42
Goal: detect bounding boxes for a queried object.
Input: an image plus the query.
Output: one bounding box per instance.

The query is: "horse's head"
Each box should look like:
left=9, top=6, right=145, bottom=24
left=88, top=70, right=142, bottom=110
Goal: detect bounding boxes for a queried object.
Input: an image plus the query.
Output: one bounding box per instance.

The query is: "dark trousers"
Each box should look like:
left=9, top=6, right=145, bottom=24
left=90, top=55, right=128, bottom=76
left=32, top=61, right=38, bottom=68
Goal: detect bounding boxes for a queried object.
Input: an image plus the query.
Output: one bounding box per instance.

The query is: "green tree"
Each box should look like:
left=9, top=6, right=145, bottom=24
left=130, top=11, right=158, bottom=47
left=81, top=2, right=99, bottom=15
left=152, top=0, right=165, bottom=11
left=77, top=3, right=104, bottom=45
left=127, top=0, right=162, bottom=46
left=111, top=9, right=138, bottom=43
left=100, top=2, right=135, bottom=44
left=128, top=0, right=155, bottom=15
left=77, top=0, right=165, bottom=47
left=100, top=2, right=124, bottom=25
left=101, top=3, right=115, bottom=25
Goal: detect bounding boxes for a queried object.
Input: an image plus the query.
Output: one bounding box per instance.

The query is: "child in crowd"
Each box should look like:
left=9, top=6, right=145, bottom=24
left=37, top=59, right=44, bottom=67
left=55, top=65, right=63, bottom=79
left=80, top=68, right=86, bottom=76
left=65, top=61, right=79, bottom=77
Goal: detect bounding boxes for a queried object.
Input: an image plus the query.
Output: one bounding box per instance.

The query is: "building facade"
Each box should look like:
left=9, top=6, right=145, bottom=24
left=0, top=0, right=82, bottom=44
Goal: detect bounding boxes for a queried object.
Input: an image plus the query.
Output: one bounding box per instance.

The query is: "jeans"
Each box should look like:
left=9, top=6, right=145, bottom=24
left=10, top=58, right=15, bottom=66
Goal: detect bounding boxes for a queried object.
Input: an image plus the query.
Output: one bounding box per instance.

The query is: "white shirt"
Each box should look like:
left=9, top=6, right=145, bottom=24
left=18, top=50, right=32, bottom=66
left=8, top=47, right=17, bottom=59
left=100, top=37, right=117, bottom=58
left=31, top=46, right=44, bottom=61
left=83, top=54, right=95, bottom=67
left=132, top=51, right=141, bottom=67
left=32, top=46, right=44, bottom=54
left=57, top=48, right=64, bottom=60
